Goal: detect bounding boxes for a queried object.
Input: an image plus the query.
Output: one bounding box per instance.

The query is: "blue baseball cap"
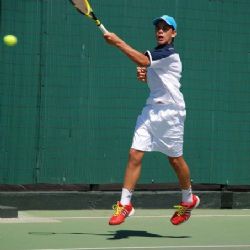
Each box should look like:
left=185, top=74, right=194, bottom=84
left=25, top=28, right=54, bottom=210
left=153, top=15, right=177, bottom=30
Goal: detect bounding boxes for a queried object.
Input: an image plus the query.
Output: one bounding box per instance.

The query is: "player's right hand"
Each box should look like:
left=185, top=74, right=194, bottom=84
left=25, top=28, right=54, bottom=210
left=137, top=67, right=147, bottom=82
left=103, top=32, right=123, bottom=46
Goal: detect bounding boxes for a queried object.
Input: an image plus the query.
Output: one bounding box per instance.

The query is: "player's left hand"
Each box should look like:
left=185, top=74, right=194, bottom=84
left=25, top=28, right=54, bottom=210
left=137, top=66, right=147, bottom=82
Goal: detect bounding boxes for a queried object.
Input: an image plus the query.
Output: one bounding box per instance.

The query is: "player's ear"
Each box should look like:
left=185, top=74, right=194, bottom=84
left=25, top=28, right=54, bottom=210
left=172, top=30, right=177, bottom=38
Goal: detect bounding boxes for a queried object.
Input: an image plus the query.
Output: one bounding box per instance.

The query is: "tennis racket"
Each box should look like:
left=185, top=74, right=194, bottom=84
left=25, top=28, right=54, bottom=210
left=69, top=0, right=108, bottom=34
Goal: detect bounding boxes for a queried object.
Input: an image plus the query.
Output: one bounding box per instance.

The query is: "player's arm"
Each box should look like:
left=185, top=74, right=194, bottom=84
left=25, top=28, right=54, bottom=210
left=104, top=32, right=150, bottom=67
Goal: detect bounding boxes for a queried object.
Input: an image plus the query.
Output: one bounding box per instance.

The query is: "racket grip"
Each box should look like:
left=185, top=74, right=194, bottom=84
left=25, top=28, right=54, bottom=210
left=98, top=24, right=108, bottom=34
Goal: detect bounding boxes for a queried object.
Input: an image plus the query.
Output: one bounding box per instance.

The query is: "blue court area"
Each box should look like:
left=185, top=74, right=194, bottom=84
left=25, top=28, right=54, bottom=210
left=1, top=209, right=250, bottom=250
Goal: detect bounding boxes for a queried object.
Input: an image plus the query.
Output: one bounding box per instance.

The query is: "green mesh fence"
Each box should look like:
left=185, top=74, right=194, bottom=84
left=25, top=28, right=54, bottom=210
left=0, top=0, right=250, bottom=184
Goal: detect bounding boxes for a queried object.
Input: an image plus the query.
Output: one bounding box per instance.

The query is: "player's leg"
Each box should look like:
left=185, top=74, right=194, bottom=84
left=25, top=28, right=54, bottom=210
left=168, top=156, right=191, bottom=190
left=109, top=149, right=144, bottom=225
left=109, top=105, right=150, bottom=225
left=123, top=148, right=144, bottom=191
left=168, top=156, right=200, bottom=225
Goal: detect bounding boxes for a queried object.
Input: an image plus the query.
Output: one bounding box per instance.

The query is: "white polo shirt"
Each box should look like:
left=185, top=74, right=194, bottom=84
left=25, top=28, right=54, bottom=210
left=145, top=44, right=185, bottom=110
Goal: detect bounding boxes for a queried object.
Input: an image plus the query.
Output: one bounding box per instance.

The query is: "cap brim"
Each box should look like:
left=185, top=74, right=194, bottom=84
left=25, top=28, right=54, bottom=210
left=153, top=17, right=164, bottom=25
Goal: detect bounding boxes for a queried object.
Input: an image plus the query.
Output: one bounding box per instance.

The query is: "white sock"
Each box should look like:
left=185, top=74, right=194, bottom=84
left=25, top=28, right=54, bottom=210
left=120, top=188, right=133, bottom=205
left=182, top=186, right=193, bottom=203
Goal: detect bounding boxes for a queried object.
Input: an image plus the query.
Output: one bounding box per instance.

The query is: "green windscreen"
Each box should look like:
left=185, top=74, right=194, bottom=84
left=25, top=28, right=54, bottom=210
left=0, top=0, right=249, bottom=185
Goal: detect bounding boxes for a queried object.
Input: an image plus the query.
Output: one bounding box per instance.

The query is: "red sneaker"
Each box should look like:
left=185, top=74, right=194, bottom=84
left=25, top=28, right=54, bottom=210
left=171, top=194, right=200, bottom=225
left=109, top=201, right=135, bottom=225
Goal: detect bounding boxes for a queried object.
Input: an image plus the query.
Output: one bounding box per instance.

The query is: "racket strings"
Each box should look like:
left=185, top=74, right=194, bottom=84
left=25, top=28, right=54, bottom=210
left=69, top=0, right=107, bottom=32
left=71, top=0, right=91, bottom=16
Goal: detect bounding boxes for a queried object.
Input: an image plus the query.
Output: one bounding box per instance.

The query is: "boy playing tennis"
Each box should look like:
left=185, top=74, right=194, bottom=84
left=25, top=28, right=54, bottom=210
left=103, top=15, right=200, bottom=226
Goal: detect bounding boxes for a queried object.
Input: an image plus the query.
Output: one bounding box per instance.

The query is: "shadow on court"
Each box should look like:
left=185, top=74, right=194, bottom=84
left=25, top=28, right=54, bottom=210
left=105, top=230, right=191, bottom=240
left=29, top=230, right=191, bottom=240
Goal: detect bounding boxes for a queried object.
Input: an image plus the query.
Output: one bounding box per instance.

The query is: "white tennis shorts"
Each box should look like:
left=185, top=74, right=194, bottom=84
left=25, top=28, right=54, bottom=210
left=131, top=104, right=186, bottom=157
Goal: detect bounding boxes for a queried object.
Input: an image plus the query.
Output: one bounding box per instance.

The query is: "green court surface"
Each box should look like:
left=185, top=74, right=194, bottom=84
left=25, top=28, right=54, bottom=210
left=1, top=209, right=250, bottom=250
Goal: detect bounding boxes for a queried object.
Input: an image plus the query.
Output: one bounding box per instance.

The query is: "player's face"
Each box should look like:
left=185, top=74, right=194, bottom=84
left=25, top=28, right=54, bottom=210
left=155, top=21, right=176, bottom=45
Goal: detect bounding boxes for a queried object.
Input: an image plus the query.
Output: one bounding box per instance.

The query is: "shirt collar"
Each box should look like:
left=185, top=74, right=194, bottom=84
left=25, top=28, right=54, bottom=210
left=155, top=43, right=174, bottom=50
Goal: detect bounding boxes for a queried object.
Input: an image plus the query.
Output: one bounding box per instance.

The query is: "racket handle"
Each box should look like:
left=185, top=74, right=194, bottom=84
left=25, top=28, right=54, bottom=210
left=98, top=24, right=108, bottom=34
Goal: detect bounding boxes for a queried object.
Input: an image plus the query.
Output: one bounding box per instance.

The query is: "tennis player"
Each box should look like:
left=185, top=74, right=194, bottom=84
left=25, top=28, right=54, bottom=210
left=104, top=15, right=200, bottom=226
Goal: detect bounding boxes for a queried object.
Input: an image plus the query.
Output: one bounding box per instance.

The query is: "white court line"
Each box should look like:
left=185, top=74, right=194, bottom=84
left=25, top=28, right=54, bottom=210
left=1, top=213, right=250, bottom=224
left=46, top=214, right=250, bottom=220
left=0, top=216, right=60, bottom=224
left=32, top=245, right=250, bottom=250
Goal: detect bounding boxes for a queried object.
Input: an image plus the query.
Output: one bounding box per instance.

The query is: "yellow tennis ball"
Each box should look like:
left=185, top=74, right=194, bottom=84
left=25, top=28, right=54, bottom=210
left=3, top=35, right=18, bottom=46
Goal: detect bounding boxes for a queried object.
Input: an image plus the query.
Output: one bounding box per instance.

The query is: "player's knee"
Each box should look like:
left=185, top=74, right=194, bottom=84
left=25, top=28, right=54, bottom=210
left=168, top=156, right=182, bottom=170
left=128, top=149, right=143, bottom=166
